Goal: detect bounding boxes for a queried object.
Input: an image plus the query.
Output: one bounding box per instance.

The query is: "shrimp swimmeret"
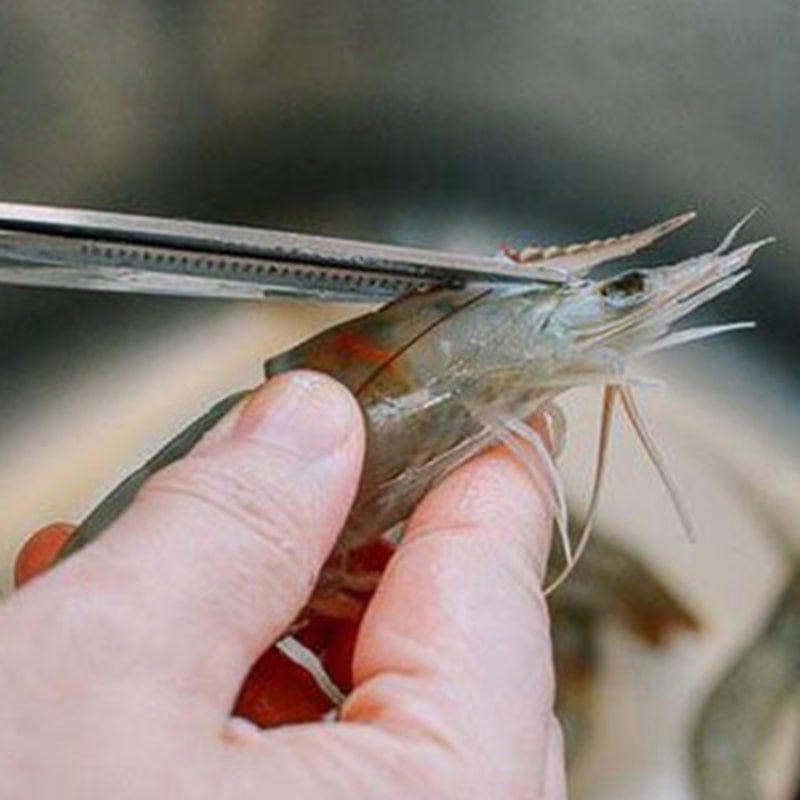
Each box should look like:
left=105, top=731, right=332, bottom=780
left=57, top=210, right=772, bottom=607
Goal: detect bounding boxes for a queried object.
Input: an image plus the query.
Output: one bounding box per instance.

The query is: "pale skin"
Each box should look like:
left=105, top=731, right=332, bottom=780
left=0, top=370, right=565, bottom=799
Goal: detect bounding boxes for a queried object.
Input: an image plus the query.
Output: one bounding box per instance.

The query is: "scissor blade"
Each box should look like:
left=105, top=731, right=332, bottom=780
left=0, top=229, right=428, bottom=301
left=0, top=257, right=284, bottom=300
left=0, top=202, right=545, bottom=301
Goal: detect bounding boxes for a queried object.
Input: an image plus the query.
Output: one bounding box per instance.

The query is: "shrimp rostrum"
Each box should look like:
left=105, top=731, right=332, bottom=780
left=57, top=210, right=771, bottom=608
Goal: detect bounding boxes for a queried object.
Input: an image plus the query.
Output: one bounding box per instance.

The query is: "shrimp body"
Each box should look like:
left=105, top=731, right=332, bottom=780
left=267, top=285, right=565, bottom=556
left=58, top=212, right=770, bottom=604
left=553, top=533, right=700, bottom=762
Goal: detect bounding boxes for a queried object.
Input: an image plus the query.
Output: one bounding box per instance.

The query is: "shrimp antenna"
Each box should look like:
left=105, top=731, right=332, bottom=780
left=618, top=386, right=697, bottom=542
left=504, top=416, right=572, bottom=562
left=490, top=417, right=572, bottom=564
left=544, top=385, right=616, bottom=596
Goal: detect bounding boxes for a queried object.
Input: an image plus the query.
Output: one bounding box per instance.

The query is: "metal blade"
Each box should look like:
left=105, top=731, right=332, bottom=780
left=0, top=202, right=546, bottom=301
left=0, top=229, right=431, bottom=301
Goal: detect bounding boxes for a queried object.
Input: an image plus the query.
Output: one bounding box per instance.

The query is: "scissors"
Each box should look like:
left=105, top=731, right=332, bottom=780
left=0, top=202, right=554, bottom=303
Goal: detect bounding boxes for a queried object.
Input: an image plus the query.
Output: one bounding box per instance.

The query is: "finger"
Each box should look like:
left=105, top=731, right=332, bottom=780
left=14, top=371, right=364, bottom=704
left=13, top=523, right=75, bottom=588
left=15, top=522, right=346, bottom=728
left=541, top=718, right=568, bottom=800
left=341, top=447, right=557, bottom=789
left=13, top=517, right=373, bottom=729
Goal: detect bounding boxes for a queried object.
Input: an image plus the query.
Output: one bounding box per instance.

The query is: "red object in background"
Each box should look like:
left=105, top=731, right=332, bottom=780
left=233, top=647, right=334, bottom=726
left=13, top=523, right=75, bottom=588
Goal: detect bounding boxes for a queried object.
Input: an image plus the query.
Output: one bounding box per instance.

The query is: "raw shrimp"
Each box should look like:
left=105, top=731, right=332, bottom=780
left=691, top=570, right=800, bottom=800
left=56, top=211, right=770, bottom=610
left=552, top=533, right=699, bottom=762
left=690, top=431, right=800, bottom=800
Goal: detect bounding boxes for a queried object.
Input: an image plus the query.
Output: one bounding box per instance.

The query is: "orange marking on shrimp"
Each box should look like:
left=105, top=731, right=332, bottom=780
left=329, top=330, right=394, bottom=365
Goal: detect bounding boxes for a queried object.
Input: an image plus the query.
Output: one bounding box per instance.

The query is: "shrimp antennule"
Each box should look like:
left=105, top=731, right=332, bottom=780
left=714, top=207, right=760, bottom=254
left=630, top=321, right=755, bottom=359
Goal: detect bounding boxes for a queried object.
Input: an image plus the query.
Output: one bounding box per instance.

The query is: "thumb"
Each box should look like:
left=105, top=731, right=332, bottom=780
left=17, top=371, right=364, bottom=704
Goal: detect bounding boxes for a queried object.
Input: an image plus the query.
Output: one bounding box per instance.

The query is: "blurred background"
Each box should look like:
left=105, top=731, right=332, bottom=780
left=0, top=3, right=798, bottom=798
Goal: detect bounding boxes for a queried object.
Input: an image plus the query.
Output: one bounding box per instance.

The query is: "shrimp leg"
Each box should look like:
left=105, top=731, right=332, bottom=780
left=544, top=385, right=616, bottom=596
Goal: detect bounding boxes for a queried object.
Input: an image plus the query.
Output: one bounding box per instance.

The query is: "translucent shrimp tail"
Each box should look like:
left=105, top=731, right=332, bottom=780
left=618, top=386, right=696, bottom=542
left=544, top=385, right=616, bottom=596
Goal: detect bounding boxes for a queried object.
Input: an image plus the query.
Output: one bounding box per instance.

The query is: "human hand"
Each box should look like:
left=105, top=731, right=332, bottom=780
left=1, top=371, right=565, bottom=799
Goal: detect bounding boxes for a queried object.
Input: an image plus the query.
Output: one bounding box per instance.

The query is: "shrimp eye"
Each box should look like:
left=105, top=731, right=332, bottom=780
left=601, top=270, right=650, bottom=307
